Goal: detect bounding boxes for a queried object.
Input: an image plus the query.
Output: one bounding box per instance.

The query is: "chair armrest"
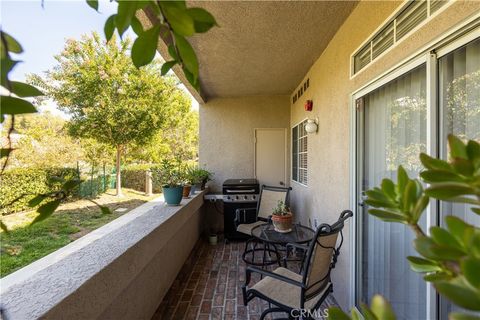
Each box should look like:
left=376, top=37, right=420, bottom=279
left=244, top=266, right=304, bottom=288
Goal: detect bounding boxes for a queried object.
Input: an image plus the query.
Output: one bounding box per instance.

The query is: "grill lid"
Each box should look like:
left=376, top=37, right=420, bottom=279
left=223, top=179, right=258, bottom=187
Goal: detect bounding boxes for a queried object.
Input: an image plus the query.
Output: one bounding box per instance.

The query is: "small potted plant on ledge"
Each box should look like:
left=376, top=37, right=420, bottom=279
left=271, top=200, right=293, bottom=233
left=187, top=166, right=213, bottom=191
left=181, top=165, right=192, bottom=198
left=159, top=160, right=184, bottom=206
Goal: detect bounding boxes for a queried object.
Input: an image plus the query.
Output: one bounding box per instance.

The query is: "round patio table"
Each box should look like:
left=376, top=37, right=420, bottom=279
left=251, top=222, right=315, bottom=246
left=243, top=222, right=314, bottom=267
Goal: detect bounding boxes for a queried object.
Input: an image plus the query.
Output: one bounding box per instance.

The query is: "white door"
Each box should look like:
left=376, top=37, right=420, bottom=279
left=254, top=128, right=287, bottom=187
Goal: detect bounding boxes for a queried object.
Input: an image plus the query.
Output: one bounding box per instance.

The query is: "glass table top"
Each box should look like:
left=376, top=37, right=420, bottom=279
left=251, top=223, right=315, bottom=245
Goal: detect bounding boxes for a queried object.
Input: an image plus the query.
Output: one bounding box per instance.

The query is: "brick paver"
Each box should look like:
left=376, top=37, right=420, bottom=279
left=151, top=240, right=339, bottom=320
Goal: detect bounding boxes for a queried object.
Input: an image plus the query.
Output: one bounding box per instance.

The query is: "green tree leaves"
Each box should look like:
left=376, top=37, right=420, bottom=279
left=160, top=1, right=196, bottom=36
left=0, top=96, right=37, bottom=116
left=86, top=0, right=99, bottom=11
left=0, top=31, right=41, bottom=123
left=187, top=8, right=218, bottom=33
left=89, top=0, right=217, bottom=92
left=104, top=15, right=116, bottom=42
left=132, top=26, right=160, bottom=68
left=10, top=81, right=44, bottom=97
left=116, top=1, right=138, bottom=37
left=420, top=136, right=480, bottom=209
left=328, top=295, right=396, bottom=320
left=365, top=167, right=428, bottom=229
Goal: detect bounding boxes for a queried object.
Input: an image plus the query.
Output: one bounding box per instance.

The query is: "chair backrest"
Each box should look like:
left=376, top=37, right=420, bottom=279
left=301, top=210, right=353, bottom=302
left=256, top=185, right=291, bottom=220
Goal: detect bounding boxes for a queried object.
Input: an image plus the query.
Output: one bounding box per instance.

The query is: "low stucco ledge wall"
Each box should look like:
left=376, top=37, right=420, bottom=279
left=0, top=191, right=205, bottom=320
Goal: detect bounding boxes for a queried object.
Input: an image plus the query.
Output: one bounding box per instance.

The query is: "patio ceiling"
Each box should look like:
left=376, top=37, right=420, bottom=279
left=141, top=1, right=358, bottom=102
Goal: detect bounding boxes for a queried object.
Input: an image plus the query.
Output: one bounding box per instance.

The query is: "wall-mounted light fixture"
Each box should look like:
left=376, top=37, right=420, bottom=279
left=304, top=118, right=318, bottom=134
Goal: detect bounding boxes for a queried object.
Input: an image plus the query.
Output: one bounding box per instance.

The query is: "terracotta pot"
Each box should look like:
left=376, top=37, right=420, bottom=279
left=183, top=185, right=192, bottom=198
left=271, top=212, right=293, bottom=233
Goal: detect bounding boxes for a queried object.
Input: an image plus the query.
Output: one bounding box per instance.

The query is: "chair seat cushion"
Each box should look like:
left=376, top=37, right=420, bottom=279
left=251, top=267, right=330, bottom=309
left=236, top=221, right=266, bottom=235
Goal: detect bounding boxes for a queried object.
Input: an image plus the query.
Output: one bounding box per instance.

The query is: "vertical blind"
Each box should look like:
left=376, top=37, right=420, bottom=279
left=439, top=38, right=480, bottom=319
left=361, top=65, right=427, bottom=320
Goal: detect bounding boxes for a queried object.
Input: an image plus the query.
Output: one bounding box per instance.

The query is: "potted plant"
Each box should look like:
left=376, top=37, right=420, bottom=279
left=187, top=166, right=213, bottom=191
left=182, top=166, right=192, bottom=198
left=208, top=228, right=218, bottom=245
left=271, top=200, right=293, bottom=233
left=159, top=160, right=184, bottom=206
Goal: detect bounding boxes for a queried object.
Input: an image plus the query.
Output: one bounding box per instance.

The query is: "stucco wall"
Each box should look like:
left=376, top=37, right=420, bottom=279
left=0, top=194, right=205, bottom=320
left=289, top=0, right=480, bottom=310
left=199, top=95, right=291, bottom=192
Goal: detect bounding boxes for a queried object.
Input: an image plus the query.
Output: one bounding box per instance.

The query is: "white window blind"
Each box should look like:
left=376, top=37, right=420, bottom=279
left=353, top=0, right=448, bottom=75
left=292, top=120, right=308, bottom=185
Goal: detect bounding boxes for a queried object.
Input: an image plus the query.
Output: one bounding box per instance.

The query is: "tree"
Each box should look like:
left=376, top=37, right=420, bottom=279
left=30, top=32, right=185, bottom=196
left=1, top=112, right=83, bottom=169
left=0, top=0, right=217, bottom=228
left=127, top=100, right=199, bottom=164
left=81, top=138, right=114, bottom=171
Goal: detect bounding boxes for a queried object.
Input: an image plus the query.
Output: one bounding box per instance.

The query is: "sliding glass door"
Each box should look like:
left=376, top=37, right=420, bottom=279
left=438, top=38, right=480, bottom=319
left=356, top=35, right=480, bottom=320
left=356, top=65, right=428, bottom=320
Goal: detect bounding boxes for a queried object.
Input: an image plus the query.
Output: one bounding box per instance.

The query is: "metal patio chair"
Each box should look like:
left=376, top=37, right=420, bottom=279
left=242, top=210, right=353, bottom=320
left=235, top=185, right=292, bottom=265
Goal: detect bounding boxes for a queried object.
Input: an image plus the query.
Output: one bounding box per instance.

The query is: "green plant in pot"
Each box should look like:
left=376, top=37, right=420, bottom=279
left=158, top=160, right=184, bottom=206
left=271, top=200, right=293, bottom=233
left=187, top=166, right=213, bottom=191
left=181, top=165, right=192, bottom=198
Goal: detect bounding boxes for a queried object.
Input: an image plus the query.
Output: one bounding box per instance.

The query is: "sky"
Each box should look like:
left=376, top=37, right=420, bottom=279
left=0, top=0, right=198, bottom=114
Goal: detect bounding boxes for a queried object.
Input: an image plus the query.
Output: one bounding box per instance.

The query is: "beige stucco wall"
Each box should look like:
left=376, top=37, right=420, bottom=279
left=1, top=194, right=205, bottom=320
left=290, top=0, right=480, bottom=310
left=199, top=95, right=291, bottom=192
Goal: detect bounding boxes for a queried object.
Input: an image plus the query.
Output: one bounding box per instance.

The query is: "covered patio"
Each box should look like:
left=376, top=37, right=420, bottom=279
left=1, top=1, right=479, bottom=319
left=151, top=240, right=338, bottom=320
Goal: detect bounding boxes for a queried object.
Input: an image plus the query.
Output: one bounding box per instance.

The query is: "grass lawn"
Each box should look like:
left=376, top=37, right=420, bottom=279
left=0, top=188, right=159, bottom=277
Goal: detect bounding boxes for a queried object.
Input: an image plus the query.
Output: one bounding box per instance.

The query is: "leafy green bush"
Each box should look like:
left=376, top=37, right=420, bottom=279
left=121, top=169, right=146, bottom=192
left=0, top=167, right=78, bottom=214
left=151, top=160, right=185, bottom=188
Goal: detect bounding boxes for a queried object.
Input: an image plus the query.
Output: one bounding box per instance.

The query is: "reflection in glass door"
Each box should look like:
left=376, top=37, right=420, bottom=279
left=356, top=65, right=427, bottom=320
left=438, top=38, right=480, bottom=319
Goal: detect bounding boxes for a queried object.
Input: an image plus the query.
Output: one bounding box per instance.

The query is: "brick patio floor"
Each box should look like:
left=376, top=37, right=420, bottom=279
left=152, top=239, right=339, bottom=320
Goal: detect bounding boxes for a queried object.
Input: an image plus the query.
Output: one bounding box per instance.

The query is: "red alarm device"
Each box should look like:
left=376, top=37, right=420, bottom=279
left=304, top=100, right=313, bottom=111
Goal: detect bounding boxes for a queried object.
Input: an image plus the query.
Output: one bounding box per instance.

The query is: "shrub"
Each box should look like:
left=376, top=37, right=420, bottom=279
left=0, top=167, right=78, bottom=214
left=121, top=169, right=146, bottom=192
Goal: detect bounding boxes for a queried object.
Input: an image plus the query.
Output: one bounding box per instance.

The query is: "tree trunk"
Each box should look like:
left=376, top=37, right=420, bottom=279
left=116, top=146, right=123, bottom=197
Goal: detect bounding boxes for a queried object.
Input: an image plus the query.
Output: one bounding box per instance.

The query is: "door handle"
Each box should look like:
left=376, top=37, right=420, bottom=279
left=359, top=194, right=368, bottom=207
left=279, top=181, right=285, bottom=186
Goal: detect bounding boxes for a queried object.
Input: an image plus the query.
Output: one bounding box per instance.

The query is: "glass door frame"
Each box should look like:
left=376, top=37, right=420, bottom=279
left=349, top=21, right=480, bottom=319
left=351, top=54, right=436, bottom=320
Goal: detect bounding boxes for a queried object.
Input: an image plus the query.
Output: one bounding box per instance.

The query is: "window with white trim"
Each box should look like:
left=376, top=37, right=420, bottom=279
left=292, top=120, right=308, bottom=185
left=353, top=0, right=449, bottom=75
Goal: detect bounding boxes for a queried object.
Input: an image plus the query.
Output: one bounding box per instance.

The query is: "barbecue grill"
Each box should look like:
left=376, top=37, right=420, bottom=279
left=222, top=179, right=259, bottom=241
